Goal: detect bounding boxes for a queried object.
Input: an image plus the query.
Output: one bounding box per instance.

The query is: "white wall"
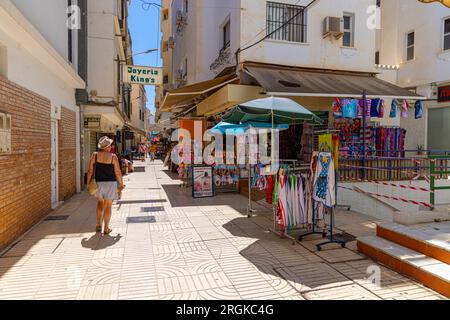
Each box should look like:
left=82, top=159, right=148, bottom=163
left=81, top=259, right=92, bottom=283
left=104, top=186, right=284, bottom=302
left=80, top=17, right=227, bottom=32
left=11, top=0, right=76, bottom=69
left=240, top=0, right=377, bottom=72
left=381, top=0, right=450, bottom=89
left=171, top=0, right=240, bottom=85
left=87, top=0, right=117, bottom=102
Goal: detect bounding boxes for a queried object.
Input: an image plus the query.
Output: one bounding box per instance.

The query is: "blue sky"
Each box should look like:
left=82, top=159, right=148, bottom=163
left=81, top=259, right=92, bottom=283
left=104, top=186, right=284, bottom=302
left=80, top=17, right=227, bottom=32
left=128, top=0, right=162, bottom=115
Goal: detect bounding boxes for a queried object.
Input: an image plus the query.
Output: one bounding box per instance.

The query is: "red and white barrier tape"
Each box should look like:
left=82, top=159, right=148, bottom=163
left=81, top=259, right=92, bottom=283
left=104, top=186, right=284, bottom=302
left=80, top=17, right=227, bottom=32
left=343, top=178, right=433, bottom=193
left=338, top=186, right=434, bottom=208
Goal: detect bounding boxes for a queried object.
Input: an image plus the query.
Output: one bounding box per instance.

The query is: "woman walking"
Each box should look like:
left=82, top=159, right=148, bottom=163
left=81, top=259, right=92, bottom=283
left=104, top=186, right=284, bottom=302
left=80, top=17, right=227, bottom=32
left=86, top=136, right=124, bottom=235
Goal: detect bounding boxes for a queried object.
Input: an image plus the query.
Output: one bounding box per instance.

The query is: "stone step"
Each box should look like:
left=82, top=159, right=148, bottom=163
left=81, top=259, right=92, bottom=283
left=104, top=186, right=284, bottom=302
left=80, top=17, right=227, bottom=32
left=357, top=236, right=450, bottom=298
left=377, top=222, right=450, bottom=264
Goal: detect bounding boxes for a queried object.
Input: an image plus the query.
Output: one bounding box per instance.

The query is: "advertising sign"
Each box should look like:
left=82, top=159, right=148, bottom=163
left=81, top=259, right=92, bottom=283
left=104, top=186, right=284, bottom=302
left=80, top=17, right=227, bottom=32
left=123, top=65, right=163, bottom=85
left=192, top=166, right=214, bottom=198
left=438, top=85, right=450, bottom=103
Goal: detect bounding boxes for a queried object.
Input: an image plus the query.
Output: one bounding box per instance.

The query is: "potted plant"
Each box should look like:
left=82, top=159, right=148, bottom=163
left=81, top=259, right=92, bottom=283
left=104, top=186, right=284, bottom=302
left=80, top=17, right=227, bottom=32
left=417, top=145, right=425, bottom=156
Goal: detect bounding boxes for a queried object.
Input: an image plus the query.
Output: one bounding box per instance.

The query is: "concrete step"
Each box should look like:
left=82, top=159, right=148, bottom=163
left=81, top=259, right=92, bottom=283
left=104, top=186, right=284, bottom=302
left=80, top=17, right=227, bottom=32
left=377, top=222, right=450, bottom=264
left=357, top=236, right=450, bottom=298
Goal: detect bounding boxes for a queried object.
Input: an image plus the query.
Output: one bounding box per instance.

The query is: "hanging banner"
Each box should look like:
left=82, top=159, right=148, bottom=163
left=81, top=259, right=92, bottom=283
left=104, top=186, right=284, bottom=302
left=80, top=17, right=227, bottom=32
left=123, top=65, right=163, bottom=85
left=319, top=134, right=339, bottom=168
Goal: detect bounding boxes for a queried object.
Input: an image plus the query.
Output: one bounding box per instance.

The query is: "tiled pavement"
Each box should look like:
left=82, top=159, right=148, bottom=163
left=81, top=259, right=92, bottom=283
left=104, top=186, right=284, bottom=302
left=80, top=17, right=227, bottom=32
left=0, top=160, right=446, bottom=300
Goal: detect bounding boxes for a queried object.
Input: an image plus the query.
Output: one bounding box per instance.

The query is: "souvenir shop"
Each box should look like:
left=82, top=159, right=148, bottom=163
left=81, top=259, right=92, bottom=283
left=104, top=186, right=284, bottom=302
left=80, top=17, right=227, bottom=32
left=332, top=97, right=424, bottom=159
left=240, top=96, right=425, bottom=250
left=170, top=117, right=242, bottom=197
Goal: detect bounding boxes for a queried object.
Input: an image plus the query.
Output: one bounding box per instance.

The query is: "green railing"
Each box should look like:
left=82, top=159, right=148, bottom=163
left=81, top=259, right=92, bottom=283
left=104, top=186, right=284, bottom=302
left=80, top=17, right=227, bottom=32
left=429, top=155, right=450, bottom=206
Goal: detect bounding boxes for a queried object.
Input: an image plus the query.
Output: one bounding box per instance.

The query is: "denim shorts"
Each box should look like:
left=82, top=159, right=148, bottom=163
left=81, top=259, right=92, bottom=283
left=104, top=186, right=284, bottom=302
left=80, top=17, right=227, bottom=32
left=96, top=181, right=118, bottom=200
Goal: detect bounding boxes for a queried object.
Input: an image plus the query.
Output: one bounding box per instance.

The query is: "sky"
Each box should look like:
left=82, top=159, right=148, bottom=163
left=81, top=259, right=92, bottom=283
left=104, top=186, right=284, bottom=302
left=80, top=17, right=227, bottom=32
left=128, top=0, right=163, bottom=115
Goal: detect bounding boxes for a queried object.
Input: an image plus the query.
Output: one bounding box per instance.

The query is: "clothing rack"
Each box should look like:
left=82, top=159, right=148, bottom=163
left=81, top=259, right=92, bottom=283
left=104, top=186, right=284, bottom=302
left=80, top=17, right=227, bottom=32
left=268, top=165, right=310, bottom=244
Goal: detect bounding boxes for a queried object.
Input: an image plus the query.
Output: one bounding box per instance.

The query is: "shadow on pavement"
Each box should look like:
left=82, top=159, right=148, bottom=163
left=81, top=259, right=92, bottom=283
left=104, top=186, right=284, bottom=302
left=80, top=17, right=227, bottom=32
left=81, top=233, right=123, bottom=251
left=220, top=217, right=368, bottom=296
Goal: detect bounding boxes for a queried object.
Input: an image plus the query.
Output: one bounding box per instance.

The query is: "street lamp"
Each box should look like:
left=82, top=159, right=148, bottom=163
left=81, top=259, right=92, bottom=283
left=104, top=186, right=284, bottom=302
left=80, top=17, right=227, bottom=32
left=129, top=48, right=158, bottom=58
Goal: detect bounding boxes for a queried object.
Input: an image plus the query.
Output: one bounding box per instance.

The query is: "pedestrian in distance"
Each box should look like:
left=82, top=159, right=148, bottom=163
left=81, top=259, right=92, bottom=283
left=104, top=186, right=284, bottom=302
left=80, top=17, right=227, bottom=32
left=86, top=136, right=124, bottom=235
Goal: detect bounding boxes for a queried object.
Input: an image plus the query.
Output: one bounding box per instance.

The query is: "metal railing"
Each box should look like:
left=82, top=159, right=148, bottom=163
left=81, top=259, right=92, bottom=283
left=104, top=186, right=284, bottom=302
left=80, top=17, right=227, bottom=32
left=337, top=149, right=450, bottom=182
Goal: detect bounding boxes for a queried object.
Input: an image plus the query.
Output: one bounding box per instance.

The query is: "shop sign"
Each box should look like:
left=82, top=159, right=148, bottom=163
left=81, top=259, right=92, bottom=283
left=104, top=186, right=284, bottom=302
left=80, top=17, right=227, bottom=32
left=438, top=85, right=450, bottom=103
left=192, top=166, right=214, bottom=198
left=123, top=65, right=163, bottom=85
left=84, top=117, right=101, bottom=129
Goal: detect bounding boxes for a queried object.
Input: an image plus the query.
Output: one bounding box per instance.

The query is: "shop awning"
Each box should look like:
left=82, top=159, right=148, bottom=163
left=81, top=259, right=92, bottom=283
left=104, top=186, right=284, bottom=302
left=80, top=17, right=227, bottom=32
left=160, top=74, right=239, bottom=112
left=125, top=124, right=146, bottom=137
left=243, top=63, right=425, bottom=100
left=210, top=121, right=289, bottom=135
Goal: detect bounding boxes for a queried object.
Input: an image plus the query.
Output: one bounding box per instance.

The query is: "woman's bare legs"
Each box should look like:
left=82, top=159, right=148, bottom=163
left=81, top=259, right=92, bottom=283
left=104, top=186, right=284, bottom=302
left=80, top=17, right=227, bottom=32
left=103, top=200, right=113, bottom=234
left=96, top=199, right=105, bottom=230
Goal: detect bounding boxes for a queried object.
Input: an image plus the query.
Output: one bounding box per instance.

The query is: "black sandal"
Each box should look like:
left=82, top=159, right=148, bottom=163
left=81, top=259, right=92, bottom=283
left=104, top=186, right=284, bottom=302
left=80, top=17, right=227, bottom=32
left=104, top=228, right=112, bottom=235
left=95, top=225, right=102, bottom=233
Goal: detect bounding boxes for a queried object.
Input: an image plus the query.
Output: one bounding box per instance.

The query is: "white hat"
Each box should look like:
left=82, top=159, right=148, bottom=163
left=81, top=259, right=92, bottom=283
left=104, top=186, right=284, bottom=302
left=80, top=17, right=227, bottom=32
left=98, top=136, right=114, bottom=150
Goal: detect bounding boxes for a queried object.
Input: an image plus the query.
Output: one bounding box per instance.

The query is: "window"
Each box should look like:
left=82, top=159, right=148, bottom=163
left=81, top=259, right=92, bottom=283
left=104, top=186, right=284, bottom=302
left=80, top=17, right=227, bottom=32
left=221, top=19, right=231, bottom=53
left=266, top=2, right=306, bottom=43
left=375, top=51, right=380, bottom=64
left=184, top=0, right=188, bottom=13
left=444, top=18, right=450, bottom=51
left=376, top=0, right=381, bottom=7
left=343, top=13, right=355, bottom=47
left=406, top=31, right=415, bottom=61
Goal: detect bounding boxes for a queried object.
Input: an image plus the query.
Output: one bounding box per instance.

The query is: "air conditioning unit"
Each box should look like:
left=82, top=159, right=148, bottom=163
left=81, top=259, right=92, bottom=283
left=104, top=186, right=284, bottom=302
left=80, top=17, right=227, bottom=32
left=168, top=36, right=176, bottom=49
left=323, top=16, right=344, bottom=39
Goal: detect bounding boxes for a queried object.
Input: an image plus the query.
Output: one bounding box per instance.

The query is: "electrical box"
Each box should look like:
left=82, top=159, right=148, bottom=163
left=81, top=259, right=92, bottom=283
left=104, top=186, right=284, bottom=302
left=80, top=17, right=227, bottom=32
left=0, top=112, right=11, bottom=154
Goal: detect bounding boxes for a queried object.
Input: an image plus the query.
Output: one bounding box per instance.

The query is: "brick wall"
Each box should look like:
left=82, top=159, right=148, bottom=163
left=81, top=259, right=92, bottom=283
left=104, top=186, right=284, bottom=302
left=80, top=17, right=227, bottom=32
left=58, top=107, right=77, bottom=201
left=0, top=76, right=51, bottom=252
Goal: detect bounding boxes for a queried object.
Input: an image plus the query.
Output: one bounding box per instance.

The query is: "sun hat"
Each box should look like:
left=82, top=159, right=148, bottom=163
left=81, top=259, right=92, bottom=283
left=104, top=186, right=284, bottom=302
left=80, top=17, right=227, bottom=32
left=98, top=136, right=114, bottom=150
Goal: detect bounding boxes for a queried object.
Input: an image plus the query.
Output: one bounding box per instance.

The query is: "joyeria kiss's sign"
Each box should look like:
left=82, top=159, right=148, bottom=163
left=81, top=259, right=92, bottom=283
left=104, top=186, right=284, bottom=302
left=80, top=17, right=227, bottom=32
left=418, top=0, right=450, bottom=7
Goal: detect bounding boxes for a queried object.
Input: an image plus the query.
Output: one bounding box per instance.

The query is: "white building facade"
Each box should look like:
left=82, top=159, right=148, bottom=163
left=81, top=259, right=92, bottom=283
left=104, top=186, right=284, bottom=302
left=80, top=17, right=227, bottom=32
left=0, top=0, right=86, bottom=250
left=378, top=0, right=450, bottom=151
left=81, top=0, right=133, bottom=179
left=165, top=0, right=378, bottom=89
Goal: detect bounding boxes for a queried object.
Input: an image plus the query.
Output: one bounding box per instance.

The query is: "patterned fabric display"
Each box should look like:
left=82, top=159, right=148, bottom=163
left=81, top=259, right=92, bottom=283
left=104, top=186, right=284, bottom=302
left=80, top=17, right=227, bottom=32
left=315, top=155, right=330, bottom=201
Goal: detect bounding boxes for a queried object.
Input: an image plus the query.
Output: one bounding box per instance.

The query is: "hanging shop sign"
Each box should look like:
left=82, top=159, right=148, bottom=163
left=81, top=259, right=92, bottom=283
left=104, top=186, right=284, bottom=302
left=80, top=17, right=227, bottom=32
left=438, top=85, right=450, bottom=103
left=192, top=166, right=214, bottom=198
left=84, top=117, right=101, bottom=129
left=123, top=65, right=163, bottom=85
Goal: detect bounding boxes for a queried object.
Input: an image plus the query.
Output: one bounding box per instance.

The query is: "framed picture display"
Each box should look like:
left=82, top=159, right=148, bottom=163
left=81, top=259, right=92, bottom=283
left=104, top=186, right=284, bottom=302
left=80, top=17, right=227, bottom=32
left=192, top=166, right=214, bottom=198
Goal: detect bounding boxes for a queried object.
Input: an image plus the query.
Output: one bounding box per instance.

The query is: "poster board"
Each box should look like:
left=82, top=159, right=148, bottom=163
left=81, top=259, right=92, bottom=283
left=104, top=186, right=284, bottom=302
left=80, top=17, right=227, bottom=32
left=192, top=166, right=214, bottom=198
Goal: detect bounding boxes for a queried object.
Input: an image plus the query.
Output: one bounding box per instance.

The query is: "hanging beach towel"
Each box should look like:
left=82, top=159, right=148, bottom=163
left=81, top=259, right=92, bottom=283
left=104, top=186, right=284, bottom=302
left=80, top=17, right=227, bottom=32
left=401, top=100, right=410, bottom=118
left=415, top=100, right=423, bottom=119
left=389, top=100, right=398, bottom=118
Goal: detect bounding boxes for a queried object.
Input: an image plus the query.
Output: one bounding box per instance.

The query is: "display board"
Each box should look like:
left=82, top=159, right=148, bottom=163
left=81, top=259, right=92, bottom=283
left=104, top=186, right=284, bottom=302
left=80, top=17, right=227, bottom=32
left=192, top=166, right=214, bottom=198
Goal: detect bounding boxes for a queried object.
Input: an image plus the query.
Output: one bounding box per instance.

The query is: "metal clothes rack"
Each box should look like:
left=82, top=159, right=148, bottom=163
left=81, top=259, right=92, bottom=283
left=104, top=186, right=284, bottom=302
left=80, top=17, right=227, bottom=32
left=297, top=129, right=350, bottom=250
left=268, top=165, right=310, bottom=244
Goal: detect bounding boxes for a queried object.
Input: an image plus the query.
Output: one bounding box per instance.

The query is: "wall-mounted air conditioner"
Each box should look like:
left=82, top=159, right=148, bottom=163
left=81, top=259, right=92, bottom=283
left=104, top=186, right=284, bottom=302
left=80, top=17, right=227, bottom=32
left=323, top=16, right=344, bottom=40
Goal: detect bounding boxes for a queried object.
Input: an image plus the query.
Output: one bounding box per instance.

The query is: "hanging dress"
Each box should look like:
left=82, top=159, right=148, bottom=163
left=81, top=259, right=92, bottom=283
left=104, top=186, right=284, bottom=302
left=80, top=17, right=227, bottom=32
left=298, top=174, right=306, bottom=225
left=313, top=152, right=336, bottom=208
left=277, top=174, right=288, bottom=232
left=389, top=99, right=398, bottom=118
left=401, top=100, right=410, bottom=118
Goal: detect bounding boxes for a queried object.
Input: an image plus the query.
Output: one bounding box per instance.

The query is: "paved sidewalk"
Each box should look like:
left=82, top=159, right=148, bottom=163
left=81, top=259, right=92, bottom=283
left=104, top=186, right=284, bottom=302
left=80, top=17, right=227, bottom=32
left=0, top=160, right=446, bottom=300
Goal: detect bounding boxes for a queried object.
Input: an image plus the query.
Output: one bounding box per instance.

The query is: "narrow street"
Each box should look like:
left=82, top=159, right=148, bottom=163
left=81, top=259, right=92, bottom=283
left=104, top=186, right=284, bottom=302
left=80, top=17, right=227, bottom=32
left=0, top=160, right=444, bottom=300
